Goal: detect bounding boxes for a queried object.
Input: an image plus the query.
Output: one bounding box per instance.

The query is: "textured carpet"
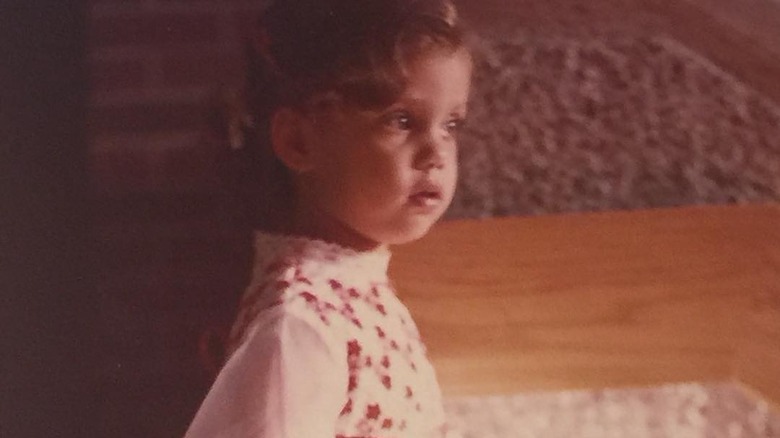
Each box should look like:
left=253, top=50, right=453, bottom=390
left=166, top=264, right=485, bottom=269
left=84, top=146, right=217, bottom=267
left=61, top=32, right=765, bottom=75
left=447, top=34, right=780, bottom=219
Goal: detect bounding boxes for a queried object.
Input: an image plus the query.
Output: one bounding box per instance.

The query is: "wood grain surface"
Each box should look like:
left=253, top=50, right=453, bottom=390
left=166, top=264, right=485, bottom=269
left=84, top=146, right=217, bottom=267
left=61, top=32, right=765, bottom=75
left=390, top=204, right=780, bottom=402
left=734, top=203, right=780, bottom=409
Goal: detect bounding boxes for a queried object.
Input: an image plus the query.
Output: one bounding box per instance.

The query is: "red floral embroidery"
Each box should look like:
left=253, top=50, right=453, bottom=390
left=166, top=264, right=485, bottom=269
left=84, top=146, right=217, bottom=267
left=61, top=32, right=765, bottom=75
left=405, top=386, right=413, bottom=398
left=329, top=279, right=343, bottom=289
left=389, top=340, right=399, bottom=350
left=381, top=418, right=393, bottom=429
left=366, top=403, right=381, bottom=420
left=370, top=286, right=381, bottom=298
left=299, top=291, right=317, bottom=303
left=347, top=340, right=361, bottom=358
left=380, top=355, right=390, bottom=368
left=293, top=267, right=312, bottom=285
left=375, top=326, right=386, bottom=338
left=381, top=375, right=392, bottom=389
left=376, top=303, right=387, bottom=316
left=348, top=375, right=358, bottom=392
left=347, top=339, right=362, bottom=392
left=339, top=398, right=353, bottom=417
left=299, top=291, right=335, bottom=325
left=335, top=301, right=363, bottom=328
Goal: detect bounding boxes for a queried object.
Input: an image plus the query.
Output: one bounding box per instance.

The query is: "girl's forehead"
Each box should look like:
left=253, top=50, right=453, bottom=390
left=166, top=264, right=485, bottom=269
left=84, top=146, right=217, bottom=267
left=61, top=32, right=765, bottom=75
left=388, top=53, right=472, bottom=109
left=396, top=49, right=472, bottom=97
left=304, top=47, right=471, bottom=117
left=403, top=45, right=472, bottom=73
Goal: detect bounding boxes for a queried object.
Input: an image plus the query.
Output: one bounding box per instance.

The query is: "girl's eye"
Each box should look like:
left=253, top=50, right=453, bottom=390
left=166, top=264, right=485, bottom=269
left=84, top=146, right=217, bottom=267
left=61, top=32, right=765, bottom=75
left=446, top=117, right=465, bottom=133
left=384, top=111, right=412, bottom=131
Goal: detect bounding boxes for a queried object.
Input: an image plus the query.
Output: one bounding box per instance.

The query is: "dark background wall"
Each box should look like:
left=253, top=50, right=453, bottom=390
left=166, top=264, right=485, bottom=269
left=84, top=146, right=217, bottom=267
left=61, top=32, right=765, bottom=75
left=87, top=2, right=264, bottom=436
left=2, top=1, right=95, bottom=437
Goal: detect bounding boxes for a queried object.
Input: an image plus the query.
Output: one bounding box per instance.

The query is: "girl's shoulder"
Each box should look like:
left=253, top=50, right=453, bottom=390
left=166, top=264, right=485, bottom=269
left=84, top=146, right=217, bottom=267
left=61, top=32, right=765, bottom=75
left=227, top=268, right=358, bottom=353
left=227, top=231, right=393, bottom=350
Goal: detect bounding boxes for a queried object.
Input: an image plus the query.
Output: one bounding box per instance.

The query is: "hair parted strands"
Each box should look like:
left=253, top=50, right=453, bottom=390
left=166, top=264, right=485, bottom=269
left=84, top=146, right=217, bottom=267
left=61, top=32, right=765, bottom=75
left=223, top=0, right=468, bottom=230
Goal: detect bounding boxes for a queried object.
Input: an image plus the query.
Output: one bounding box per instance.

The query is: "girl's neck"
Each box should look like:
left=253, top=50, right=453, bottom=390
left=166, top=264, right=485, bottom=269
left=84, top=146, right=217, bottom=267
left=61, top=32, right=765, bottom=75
left=286, top=198, right=385, bottom=253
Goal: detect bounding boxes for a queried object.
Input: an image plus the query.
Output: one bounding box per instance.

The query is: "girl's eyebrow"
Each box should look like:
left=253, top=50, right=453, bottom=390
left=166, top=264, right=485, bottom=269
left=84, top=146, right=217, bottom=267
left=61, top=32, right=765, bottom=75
left=452, top=102, right=468, bottom=113
left=387, top=97, right=469, bottom=113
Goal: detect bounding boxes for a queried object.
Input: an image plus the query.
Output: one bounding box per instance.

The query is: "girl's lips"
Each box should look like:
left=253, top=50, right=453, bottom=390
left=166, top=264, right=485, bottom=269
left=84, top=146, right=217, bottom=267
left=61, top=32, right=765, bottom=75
left=408, top=181, right=444, bottom=209
left=408, top=191, right=442, bottom=208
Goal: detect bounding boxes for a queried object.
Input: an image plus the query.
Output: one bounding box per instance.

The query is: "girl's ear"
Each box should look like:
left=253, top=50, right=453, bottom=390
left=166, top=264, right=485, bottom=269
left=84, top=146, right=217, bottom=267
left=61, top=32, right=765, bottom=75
left=270, top=107, right=316, bottom=173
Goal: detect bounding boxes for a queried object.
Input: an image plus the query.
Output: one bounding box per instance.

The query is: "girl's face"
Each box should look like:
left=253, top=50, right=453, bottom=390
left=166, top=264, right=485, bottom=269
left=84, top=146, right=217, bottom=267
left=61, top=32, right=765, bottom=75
left=293, top=47, right=472, bottom=250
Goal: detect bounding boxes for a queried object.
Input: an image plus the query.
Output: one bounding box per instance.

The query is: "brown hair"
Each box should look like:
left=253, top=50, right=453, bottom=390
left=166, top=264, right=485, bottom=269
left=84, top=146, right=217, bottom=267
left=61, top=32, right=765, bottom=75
left=224, top=0, right=468, bottom=230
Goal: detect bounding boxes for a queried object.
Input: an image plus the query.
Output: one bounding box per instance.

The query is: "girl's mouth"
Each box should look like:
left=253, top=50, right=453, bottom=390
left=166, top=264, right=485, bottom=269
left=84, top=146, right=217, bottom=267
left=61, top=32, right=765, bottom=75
left=408, top=182, right=443, bottom=208
left=409, top=191, right=441, bottom=206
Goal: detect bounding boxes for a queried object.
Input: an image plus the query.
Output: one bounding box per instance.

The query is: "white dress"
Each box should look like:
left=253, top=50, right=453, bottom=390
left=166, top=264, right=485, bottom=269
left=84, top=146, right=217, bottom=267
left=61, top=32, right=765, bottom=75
left=184, top=232, right=460, bottom=438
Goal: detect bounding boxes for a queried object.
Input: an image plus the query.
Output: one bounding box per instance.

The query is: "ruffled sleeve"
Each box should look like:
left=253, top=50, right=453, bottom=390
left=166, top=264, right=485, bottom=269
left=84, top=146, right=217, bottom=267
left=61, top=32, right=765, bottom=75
left=184, top=310, right=349, bottom=438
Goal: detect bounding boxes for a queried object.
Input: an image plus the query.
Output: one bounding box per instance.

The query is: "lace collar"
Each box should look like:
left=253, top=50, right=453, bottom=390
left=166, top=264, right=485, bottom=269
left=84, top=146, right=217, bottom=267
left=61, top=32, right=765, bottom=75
left=251, top=231, right=392, bottom=281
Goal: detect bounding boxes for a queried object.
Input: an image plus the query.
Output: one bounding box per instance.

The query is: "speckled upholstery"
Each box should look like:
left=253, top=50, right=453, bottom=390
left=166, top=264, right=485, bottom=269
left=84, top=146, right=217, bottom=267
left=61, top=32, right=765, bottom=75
left=448, top=35, right=780, bottom=219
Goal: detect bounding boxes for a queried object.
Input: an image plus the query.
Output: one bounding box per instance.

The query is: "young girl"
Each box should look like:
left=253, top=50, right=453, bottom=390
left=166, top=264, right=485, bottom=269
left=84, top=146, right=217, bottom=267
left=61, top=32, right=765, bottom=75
left=186, top=0, right=472, bottom=436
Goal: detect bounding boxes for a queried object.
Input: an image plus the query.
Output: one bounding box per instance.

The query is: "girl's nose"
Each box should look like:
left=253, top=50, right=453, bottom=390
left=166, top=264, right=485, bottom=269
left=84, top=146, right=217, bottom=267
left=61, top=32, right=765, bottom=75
left=414, top=131, right=446, bottom=171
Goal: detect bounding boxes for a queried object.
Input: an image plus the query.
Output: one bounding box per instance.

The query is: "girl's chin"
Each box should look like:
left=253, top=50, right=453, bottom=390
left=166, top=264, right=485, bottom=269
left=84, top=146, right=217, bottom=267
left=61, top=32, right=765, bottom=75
left=371, top=219, right=439, bottom=247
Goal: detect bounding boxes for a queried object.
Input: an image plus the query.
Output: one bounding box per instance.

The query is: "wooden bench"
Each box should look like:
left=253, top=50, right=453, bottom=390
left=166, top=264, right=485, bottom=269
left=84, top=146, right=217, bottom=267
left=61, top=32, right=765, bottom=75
left=390, top=204, right=780, bottom=408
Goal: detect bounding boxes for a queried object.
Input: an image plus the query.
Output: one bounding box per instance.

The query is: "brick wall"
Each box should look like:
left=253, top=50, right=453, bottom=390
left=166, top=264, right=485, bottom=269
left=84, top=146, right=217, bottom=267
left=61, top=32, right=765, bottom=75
left=87, top=0, right=267, bottom=196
